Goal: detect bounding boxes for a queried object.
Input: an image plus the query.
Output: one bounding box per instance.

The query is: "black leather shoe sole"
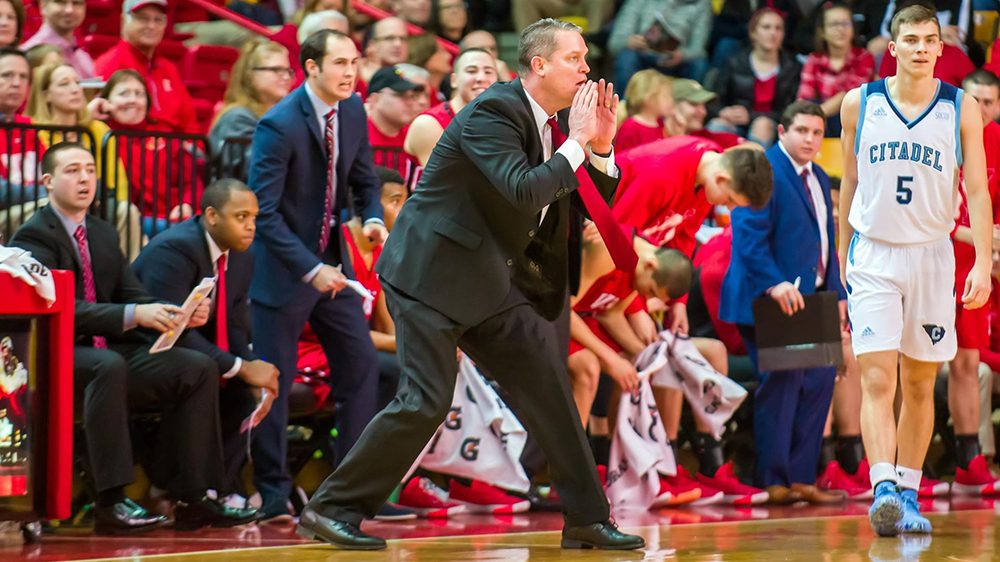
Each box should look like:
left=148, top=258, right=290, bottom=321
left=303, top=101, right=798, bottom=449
left=561, top=537, right=646, bottom=550
left=295, top=524, right=387, bottom=551
left=94, top=520, right=165, bottom=536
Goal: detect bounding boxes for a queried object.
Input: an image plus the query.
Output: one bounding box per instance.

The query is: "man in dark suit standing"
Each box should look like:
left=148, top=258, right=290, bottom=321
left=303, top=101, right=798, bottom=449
left=720, top=101, right=848, bottom=505
left=247, top=29, right=386, bottom=521
left=132, top=179, right=280, bottom=501
left=11, top=143, right=258, bottom=533
left=296, top=19, right=645, bottom=551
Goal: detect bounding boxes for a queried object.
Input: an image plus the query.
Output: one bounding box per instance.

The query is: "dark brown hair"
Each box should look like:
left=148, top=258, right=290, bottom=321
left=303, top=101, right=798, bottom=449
left=780, top=99, right=826, bottom=129
left=723, top=148, right=773, bottom=209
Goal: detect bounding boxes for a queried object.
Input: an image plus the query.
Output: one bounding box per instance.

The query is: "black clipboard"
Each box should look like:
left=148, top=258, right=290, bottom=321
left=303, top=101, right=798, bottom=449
left=752, top=290, right=844, bottom=372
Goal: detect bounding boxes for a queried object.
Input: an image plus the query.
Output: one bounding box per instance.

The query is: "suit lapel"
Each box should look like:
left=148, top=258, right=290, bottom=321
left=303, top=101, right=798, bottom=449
left=297, top=85, right=325, bottom=154
left=511, top=79, right=544, bottom=166
left=781, top=154, right=818, bottom=224
left=39, top=205, right=81, bottom=271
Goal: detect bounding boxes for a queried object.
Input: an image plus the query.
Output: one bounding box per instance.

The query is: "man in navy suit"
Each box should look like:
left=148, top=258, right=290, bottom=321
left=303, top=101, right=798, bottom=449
left=247, top=29, right=386, bottom=521
left=721, top=101, right=848, bottom=505
left=132, top=179, right=280, bottom=501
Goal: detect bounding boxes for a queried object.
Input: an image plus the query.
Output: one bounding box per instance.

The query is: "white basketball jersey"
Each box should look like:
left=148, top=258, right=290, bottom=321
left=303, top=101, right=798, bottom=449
left=849, top=78, right=962, bottom=245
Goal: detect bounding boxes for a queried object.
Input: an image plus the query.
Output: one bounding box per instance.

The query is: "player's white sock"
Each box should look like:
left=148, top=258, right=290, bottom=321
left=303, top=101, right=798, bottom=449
left=870, top=462, right=898, bottom=490
left=896, top=466, right=923, bottom=491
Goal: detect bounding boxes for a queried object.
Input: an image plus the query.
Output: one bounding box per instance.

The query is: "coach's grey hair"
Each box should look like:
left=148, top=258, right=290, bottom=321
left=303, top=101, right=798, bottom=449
left=517, top=18, right=581, bottom=75
left=298, top=10, right=350, bottom=45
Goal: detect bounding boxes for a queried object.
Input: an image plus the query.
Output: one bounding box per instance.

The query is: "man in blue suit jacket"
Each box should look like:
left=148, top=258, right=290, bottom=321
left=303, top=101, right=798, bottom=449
left=721, top=101, right=848, bottom=505
left=247, top=29, right=386, bottom=520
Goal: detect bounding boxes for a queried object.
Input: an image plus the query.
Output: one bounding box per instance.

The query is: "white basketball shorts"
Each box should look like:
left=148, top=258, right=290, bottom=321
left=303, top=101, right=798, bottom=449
left=845, top=233, right=957, bottom=362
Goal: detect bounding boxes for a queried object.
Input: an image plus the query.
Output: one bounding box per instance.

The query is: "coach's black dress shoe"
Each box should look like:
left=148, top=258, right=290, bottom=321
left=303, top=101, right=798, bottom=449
left=296, top=508, right=387, bottom=550
left=561, top=520, right=646, bottom=550
left=173, top=496, right=259, bottom=531
left=93, top=499, right=168, bottom=536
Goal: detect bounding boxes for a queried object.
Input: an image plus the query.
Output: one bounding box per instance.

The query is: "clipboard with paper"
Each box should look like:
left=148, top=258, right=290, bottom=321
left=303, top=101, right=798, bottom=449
left=149, top=277, right=216, bottom=354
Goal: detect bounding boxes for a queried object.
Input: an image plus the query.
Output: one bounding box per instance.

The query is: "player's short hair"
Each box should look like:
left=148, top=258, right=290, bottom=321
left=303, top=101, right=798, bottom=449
left=41, top=142, right=91, bottom=176
left=889, top=3, right=940, bottom=40
left=517, top=18, right=580, bottom=75
left=652, top=247, right=693, bottom=300
left=374, top=165, right=405, bottom=191
left=779, top=100, right=826, bottom=130
left=963, top=69, right=1000, bottom=92
left=721, top=148, right=773, bottom=210
left=201, top=178, right=254, bottom=214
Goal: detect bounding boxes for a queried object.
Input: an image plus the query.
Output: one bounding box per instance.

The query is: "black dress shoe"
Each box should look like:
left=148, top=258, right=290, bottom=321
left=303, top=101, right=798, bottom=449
left=94, top=499, right=168, bottom=536
left=173, top=496, right=259, bottom=531
left=296, top=508, right=386, bottom=550
left=562, top=520, right=646, bottom=550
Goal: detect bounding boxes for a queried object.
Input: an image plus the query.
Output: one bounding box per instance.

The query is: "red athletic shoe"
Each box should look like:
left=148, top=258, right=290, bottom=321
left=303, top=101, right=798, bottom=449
left=851, top=458, right=871, bottom=490
left=397, top=477, right=467, bottom=518
left=696, top=462, right=769, bottom=506
left=652, top=467, right=703, bottom=508
left=953, top=455, right=1000, bottom=496
left=448, top=479, right=530, bottom=514
left=597, top=464, right=607, bottom=487
left=817, top=461, right=873, bottom=501
left=918, top=476, right=950, bottom=499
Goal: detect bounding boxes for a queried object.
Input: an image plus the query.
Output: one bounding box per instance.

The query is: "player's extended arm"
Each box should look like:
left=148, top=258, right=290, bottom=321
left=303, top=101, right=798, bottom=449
left=838, top=88, right=861, bottom=287
left=596, top=293, right=648, bottom=357
left=403, top=114, right=445, bottom=167
left=960, top=94, right=993, bottom=310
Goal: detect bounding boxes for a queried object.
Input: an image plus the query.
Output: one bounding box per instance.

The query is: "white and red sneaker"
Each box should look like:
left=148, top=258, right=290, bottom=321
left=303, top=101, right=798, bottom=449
left=652, top=468, right=703, bottom=508
left=695, top=462, right=769, bottom=506
left=817, top=461, right=873, bottom=501
left=952, top=455, right=1000, bottom=496
left=398, top=477, right=467, bottom=518
left=448, top=479, right=530, bottom=515
left=918, top=476, right=950, bottom=499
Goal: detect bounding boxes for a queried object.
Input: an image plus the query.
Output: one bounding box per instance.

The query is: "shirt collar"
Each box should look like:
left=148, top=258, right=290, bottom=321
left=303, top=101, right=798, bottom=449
left=305, top=82, right=339, bottom=121
left=203, top=228, right=228, bottom=270
left=522, top=87, right=554, bottom=134
left=35, top=23, right=76, bottom=48
left=777, top=139, right=813, bottom=178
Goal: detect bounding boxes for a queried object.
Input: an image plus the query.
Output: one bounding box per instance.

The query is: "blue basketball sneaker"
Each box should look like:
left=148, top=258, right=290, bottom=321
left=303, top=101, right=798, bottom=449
left=896, top=488, right=932, bottom=534
left=868, top=481, right=903, bottom=537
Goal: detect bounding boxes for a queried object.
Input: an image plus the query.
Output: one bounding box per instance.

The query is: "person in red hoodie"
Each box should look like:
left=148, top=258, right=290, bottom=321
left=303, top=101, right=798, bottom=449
left=93, top=0, right=199, bottom=135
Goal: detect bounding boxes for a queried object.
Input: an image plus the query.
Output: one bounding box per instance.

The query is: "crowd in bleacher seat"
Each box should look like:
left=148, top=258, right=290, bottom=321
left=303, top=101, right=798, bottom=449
left=2, top=0, right=1000, bottom=536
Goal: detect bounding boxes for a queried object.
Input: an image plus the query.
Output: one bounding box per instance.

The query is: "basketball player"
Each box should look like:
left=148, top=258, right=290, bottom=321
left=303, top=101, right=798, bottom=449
left=839, top=4, right=993, bottom=537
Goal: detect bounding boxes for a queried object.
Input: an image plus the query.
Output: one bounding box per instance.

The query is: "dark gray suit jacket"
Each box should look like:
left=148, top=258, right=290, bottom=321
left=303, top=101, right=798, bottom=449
left=376, top=79, right=618, bottom=324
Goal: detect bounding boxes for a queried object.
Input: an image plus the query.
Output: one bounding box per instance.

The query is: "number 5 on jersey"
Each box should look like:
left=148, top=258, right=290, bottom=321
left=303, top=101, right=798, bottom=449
left=896, top=175, right=913, bottom=205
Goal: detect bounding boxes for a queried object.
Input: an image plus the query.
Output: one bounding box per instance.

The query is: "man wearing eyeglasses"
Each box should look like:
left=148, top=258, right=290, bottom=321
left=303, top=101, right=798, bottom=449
left=365, top=66, right=422, bottom=187
left=94, top=0, right=199, bottom=135
left=359, top=17, right=409, bottom=97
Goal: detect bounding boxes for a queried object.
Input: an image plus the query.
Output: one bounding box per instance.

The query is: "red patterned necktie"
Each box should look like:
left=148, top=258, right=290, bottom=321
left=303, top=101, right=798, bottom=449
left=800, top=170, right=826, bottom=281
left=74, top=225, right=106, bottom=349
left=547, top=118, right=637, bottom=272
left=319, top=108, right=338, bottom=253
left=216, top=254, right=229, bottom=352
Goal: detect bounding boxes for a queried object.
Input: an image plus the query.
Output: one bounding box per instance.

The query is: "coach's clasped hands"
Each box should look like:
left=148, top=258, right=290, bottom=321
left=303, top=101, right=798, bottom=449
left=568, top=79, right=619, bottom=156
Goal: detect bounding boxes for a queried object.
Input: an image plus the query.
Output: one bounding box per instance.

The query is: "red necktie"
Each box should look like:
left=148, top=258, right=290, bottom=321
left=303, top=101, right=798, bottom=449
left=800, top=170, right=826, bottom=281
left=216, top=254, right=229, bottom=352
left=319, top=108, right=337, bottom=253
left=74, top=225, right=106, bottom=349
left=547, top=118, right=637, bottom=272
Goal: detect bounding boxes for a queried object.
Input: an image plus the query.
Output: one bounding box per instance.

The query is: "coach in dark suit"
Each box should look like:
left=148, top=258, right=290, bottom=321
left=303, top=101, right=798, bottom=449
left=296, top=19, right=644, bottom=551
left=11, top=143, right=257, bottom=534
left=247, top=29, right=385, bottom=521
left=132, top=179, right=280, bottom=499
left=721, top=101, right=847, bottom=505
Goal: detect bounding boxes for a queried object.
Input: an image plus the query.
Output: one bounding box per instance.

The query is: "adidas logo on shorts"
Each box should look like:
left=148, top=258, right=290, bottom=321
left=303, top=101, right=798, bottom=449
left=860, top=326, right=875, bottom=338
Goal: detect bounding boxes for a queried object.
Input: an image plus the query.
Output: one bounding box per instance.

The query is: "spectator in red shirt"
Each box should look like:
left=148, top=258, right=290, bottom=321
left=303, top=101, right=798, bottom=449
left=666, top=78, right=746, bottom=148
left=359, top=17, right=409, bottom=96
left=0, top=47, right=44, bottom=234
left=0, top=0, right=24, bottom=48
left=797, top=2, right=875, bottom=137
left=93, top=0, right=199, bottom=135
left=366, top=65, right=422, bottom=187
left=614, top=69, right=672, bottom=152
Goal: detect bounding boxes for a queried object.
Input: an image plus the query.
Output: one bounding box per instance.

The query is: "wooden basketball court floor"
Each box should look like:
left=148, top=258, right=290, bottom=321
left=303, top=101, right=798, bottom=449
left=4, top=498, right=999, bottom=561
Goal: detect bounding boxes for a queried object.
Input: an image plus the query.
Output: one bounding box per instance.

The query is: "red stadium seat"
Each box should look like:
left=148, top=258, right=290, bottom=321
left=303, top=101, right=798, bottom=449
left=157, top=39, right=189, bottom=70
left=80, top=0, right=120, bottom=38
left=184, top=44, right=239, bottom=91
left=80, top=34, right=120, bottom=60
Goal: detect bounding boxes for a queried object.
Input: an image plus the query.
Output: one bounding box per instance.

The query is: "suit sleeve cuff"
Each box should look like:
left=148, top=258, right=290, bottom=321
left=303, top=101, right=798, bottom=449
left=363, top=218, right=385, bottom=227
left=302, top=262, right=324, bottom=284
left=222, top=357, right=242, bottom=379
left=123, top=304, right=137, bottom=332
left=556, top=139, right=586, bottom=170
left=589, top=149, right=617, bottom=177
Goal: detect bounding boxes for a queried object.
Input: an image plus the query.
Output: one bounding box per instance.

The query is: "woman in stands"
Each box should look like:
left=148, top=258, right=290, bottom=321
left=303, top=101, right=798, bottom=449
left=26, top=62, right=141, bottom=258
left=797, top=1, right=875, bottom=138
left=403, top=47, right=498, bottom=166
left=708, top=7, right=800, bottom=146
left=432, top=0, right=469, bottom=44
left=614, top=69, right=674, bottom=152
left=407, top=33, right=452, bottom=101
left=209, top=39, right=292, bottom=182
left=0, top=0, right=23, bottom=48
left=98, top=69, right=203, bottom=239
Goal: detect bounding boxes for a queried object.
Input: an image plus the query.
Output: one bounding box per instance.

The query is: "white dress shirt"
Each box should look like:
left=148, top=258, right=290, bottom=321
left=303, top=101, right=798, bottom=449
left=778, top=140, right=829, bottom=288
